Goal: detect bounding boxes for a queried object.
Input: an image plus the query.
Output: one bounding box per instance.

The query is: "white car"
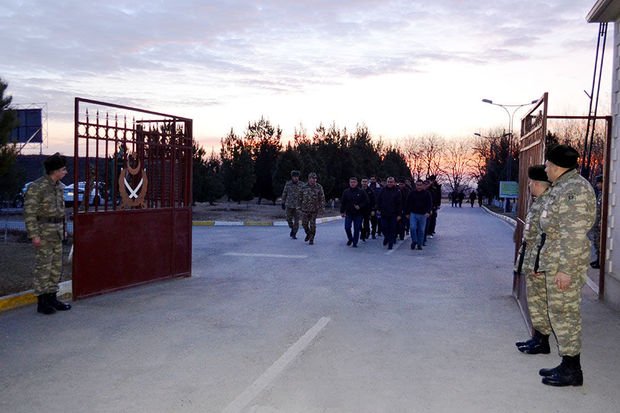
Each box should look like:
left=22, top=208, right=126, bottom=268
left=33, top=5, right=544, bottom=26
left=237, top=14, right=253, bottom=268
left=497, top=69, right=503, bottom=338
left=64, top=181, right=106, bottom=207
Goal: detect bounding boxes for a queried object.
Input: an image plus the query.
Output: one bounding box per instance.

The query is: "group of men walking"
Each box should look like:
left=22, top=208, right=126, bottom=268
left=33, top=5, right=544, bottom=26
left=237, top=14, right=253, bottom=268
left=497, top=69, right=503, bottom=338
left=281, top=171, right=441, bottom=250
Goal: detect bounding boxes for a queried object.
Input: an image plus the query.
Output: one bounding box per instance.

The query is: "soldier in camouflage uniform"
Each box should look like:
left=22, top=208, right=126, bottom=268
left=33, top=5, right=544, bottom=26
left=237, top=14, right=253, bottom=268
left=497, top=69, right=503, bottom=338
left=514, top=165, right=552, bottom=355
left=588, top=175, right=603, bottom=268
left=24, top=153, right=72, bottom=315
left=300, top=172, right=325, bottom=245
left=536, top=145, right=595, bottom=387
left=281, top=170, right=303, bottom=239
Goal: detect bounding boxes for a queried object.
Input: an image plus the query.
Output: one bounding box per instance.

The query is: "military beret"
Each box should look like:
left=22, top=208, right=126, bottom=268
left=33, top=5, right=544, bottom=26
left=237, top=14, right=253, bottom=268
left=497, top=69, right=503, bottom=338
left=44, top=153, right=67, bottom=174
left=596, top=174, right=603, bottom=183
left=308, top=172, right=317, bottom=179
left=290, top=170, right=300, bottom=177
left=527, top=165, right=549, bottom=182
left=545, top=144, right=579, bottom=169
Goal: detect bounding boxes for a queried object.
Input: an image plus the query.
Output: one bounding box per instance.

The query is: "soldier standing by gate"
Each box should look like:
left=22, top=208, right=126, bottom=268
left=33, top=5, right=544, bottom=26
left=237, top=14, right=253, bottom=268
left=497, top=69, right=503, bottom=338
left=514, top=165, right=552, bottom=355
left=281, top=170, right=303, bottom=239
left=536, top=145, right=596, bottom=387
left=24, top=153, right=72, bottom=315
left=300, top=172, right=325, bottom=245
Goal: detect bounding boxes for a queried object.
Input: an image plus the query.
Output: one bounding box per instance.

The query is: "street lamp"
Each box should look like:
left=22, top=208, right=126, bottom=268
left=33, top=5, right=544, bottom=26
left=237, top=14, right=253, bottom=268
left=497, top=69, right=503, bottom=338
left=481, top=98, right=538, bottom=181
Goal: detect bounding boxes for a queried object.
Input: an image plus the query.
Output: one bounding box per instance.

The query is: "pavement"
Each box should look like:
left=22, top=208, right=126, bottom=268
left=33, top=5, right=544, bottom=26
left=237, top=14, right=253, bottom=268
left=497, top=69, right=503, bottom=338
left=1, top=205, right=619, bottom=412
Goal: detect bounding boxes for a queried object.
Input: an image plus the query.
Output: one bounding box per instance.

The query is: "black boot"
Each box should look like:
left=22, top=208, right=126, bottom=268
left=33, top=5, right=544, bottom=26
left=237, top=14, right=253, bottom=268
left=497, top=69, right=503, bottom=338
left=37, top=294, right=56, bottom=315
left=541, top=355, right=583, bottom=386
left=48, top=293, right=71, bottom=311
left=517, top=330, right=550, bottom=354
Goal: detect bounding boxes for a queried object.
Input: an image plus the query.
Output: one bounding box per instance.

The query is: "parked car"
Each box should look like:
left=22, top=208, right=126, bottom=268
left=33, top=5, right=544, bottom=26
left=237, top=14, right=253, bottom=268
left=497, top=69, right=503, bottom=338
left=64, top=181, right=106, bottom=207
left=13, top=181, right=33, bottom=208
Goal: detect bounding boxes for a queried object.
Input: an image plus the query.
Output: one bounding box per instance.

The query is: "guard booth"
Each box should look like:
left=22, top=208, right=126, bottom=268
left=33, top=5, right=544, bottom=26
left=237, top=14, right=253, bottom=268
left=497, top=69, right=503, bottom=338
left=513, top=93, right=612, bottom=329
left=72, top=98, right=193, bottom=299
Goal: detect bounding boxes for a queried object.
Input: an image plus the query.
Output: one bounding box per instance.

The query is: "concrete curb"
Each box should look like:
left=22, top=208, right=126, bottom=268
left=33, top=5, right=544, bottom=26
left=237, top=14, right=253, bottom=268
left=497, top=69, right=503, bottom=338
left=481, top=206, right=516, bottom=227
left=0, top=216, right=343, bottom=313
left=0, top=281, right=72, bottom=313
left=192, top=215, right=342, bottom=227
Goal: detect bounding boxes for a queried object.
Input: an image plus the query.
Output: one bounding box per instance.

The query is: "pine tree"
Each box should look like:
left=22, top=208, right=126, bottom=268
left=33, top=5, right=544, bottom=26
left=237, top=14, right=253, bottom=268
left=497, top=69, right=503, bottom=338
left=0, top=78, right=19, bottom=203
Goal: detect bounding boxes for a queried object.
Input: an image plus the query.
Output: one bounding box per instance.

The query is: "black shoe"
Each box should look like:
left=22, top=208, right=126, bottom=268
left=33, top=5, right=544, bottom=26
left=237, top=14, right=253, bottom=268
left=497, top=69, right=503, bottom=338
left=518, top=340, right=550, bottom=354
left=371, top=235, right=376, bottom=239
left=347, top=240, right=353, bottom=246
left=410, top=243, right=416, bottom=250
left=290, top=229, right=294, bottom=238
left=304, top=234, right=310, bottom=242
left=590, top=260, right=600, bottom=269
left=37, top=294, right=56, bottom=315
left=309, top=239, right=314, bottom=245
left=383, top=239, right=388, bottom=246
left=48, top=293, right=71, bottom=311
left=417, top=245, right=422, bottom=250
left=388, top=243, right=393, bottom=250
left=352, top=244, right=358, bottom=248
left=541, top=355, right=583, bottom=386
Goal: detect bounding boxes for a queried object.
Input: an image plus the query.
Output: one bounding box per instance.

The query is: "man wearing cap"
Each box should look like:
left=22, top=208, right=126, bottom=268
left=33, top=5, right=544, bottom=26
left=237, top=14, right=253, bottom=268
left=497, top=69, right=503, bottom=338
left=24, top=153, right=72, bottom=315
left=281, top=170, right=303, bottom=239
left=300, top=172, right=325, bottom=245
left=514, top=165, right=552, bottom=355
left=536, top=144, right=595, bottom=387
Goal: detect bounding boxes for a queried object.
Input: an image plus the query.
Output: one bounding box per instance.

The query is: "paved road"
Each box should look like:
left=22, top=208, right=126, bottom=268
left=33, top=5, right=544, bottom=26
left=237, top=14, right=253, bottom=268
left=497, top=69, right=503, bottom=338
left=1, top=206, right=619, bottom=412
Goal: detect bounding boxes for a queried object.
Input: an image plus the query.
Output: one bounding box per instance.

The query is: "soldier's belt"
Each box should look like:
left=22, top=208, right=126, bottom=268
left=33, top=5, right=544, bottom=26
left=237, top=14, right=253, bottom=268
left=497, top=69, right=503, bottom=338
left=37, top=216, right=64, bottom=223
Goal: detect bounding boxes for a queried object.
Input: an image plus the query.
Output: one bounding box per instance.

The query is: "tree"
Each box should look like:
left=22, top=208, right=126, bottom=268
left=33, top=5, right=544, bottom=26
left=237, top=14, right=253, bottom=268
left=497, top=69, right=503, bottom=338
left=220, top=129, right=255, bottom=203
left=204, top=150, right=225, bottom=204
left=244, top=117, right=282, bottom=204
left=0, top=78, right=19, bottom=204
left=273, top=142, right=302, bottom=199
left=380, top=146, right=411, bottom=179
left=192, top=141, right=208, bottom=204
left=440, top=139, right=476, bottom=192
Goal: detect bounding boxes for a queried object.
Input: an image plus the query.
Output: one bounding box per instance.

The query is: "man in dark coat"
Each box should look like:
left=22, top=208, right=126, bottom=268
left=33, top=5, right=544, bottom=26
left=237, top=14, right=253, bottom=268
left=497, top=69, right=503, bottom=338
left=376, top=176, right=402, bottom=250
left=405, top=180, right=433, bottom=250
left=360, top=177, right=376, bottom=242
left=340, top=177, right=368, bottom=247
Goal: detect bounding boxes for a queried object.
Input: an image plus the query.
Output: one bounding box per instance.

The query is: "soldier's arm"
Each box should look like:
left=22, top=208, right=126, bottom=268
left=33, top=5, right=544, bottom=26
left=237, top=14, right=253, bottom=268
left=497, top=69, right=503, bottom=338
left=281, top=184, right=288, bottom=204
left=24, top=182, right=43, bottom=240
left=556, top=186, right=596, bottom=277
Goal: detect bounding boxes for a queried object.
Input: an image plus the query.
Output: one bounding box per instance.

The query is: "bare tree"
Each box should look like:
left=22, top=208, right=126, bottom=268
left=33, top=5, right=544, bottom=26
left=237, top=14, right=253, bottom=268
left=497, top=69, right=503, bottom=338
left=440, top=138, right=477, bottom=192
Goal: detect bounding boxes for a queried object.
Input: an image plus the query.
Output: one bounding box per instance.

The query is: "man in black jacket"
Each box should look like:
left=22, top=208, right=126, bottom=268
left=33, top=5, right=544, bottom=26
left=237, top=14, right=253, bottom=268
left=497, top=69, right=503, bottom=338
left=376, top=177, right=402, bottom=250
left=405, top=180, right=433, bottom=250
left=340, top=177, right=369, bottom=247
left=360, top=177, right=376, bottom=242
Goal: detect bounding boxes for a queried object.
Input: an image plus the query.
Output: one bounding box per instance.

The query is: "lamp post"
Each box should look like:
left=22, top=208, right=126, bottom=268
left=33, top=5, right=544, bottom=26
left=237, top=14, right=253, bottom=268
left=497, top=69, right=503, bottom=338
left=481, top=98, right=538, bottom=181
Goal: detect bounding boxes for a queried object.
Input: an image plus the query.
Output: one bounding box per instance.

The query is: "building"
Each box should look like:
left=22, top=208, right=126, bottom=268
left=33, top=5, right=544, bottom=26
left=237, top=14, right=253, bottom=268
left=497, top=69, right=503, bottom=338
left=588, top=0, right=620, bottom=309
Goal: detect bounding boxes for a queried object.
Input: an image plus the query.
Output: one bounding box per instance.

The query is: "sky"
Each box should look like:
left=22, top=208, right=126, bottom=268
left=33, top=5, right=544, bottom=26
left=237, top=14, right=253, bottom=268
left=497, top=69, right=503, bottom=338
left=0, top=0, right=612, bottom=155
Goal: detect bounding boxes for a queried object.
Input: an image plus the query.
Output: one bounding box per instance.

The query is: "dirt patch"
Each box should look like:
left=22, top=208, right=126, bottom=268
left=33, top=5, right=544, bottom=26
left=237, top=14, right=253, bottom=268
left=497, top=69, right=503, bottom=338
left=192, top=200, right=338, bottom=221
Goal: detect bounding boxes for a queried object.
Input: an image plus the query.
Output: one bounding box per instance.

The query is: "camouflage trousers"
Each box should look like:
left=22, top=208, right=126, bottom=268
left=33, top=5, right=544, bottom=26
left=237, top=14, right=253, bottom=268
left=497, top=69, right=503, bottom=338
left=33, top=229, right=63, bottom=295
left=525, top=272, right=552, bottom=335
left=301, top=211, right=318, bottom=241
left=545, top=272, right=585, bottom=356
left=286, top=207, right=300, bottom=233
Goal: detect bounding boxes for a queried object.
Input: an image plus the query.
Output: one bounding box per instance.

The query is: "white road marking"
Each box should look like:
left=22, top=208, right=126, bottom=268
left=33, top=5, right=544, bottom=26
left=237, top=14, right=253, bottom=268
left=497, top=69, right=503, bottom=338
left=223, top=253, right=308, bottom=259
left=221, top=317, right=331, bottom=413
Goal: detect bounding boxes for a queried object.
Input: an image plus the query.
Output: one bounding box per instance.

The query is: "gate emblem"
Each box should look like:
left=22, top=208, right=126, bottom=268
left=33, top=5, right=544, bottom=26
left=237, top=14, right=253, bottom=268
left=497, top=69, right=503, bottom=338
left=119, top=153, right=148, bottom=209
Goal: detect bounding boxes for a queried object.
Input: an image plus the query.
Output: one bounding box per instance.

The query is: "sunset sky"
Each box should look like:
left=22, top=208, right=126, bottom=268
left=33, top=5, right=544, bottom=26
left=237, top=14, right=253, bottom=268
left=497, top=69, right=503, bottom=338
left=0, top=0, right=611, bottom=154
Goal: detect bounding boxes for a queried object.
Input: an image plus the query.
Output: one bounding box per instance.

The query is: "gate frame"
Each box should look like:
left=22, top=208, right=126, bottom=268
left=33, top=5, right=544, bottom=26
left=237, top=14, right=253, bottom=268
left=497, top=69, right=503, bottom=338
left=72, top=98, right=193, bottom=299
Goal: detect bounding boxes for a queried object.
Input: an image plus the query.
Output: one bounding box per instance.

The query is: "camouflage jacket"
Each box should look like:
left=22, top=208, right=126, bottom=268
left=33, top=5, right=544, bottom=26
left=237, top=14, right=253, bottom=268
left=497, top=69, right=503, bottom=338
left=281, top=180, right=304, bottom=209
left=538, top=169, right=596, bottom=282
left=300, top=183, right=325, bottom=213
left=24, top=175, right=65, bottom=239
left=516, top=190, right=549, bottom=274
